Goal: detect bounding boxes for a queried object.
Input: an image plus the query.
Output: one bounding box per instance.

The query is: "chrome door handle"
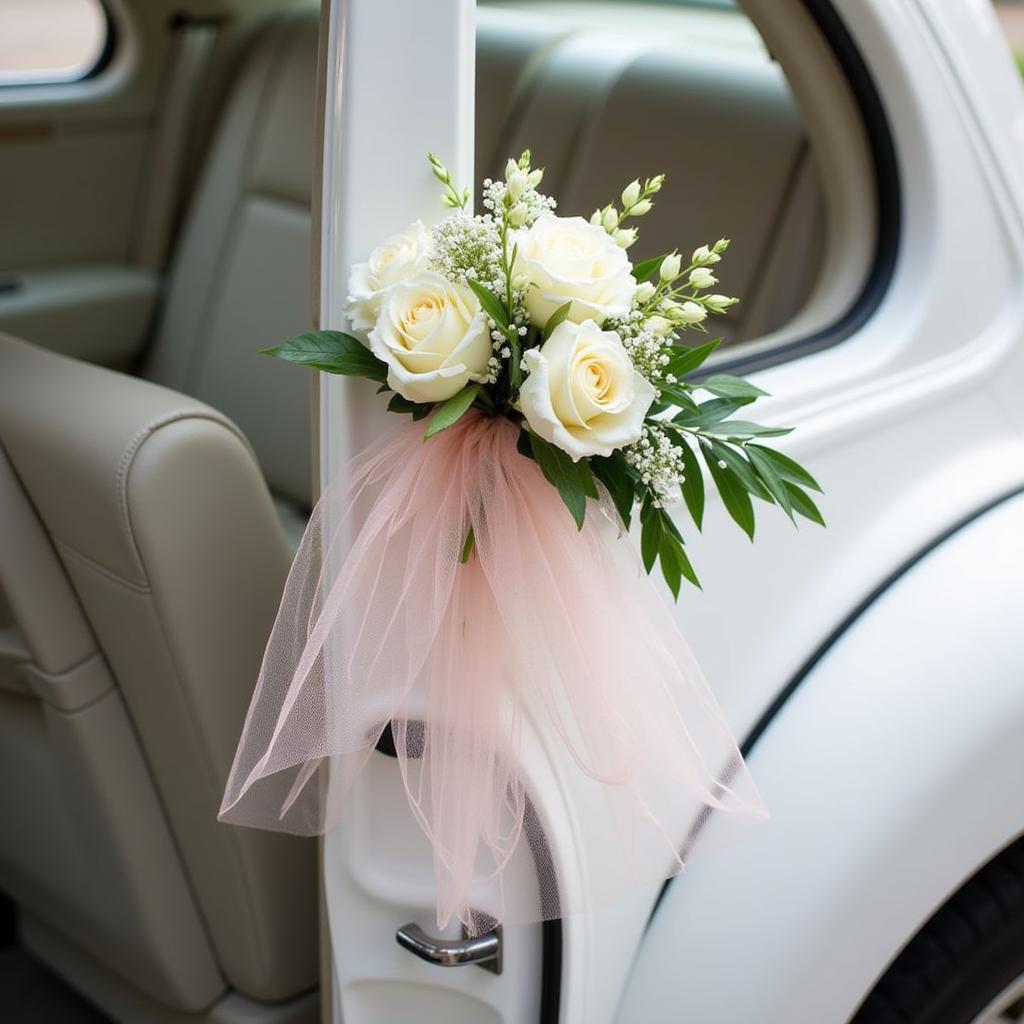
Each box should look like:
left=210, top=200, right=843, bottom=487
left=395, top=922, right=502, bottom=974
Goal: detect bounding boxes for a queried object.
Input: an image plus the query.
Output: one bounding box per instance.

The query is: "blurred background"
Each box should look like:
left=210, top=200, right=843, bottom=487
left=2, top=0, right=1024, bottom=86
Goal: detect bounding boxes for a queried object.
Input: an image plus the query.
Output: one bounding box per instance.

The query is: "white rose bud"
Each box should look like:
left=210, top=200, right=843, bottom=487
left=689, top=267, right=717, bottom=290
left=368, top=270, right=491, bottom=403
left=508, top=205, right=528, bottom=228
left=691, top=244, right=722, bottom=266
left=621, top=179, right=641, bottom=209
left=647, top=315, right=673, bottom=336
left=519, top=319, right=656, bottom=461
left=677, top=301, right=707, bottom=325
left=630, top=199, right=653, bottom=216
left=613, top=227, right=638, bottom=248
left=634, top=280, right=656, bottom=303
left=513, top=214, right=635, bottom=328
left=705, top=293, right=738, bottom=313
left=346, top=221, right=430, bottom=332
left=601, top=206, right=618, bottom=232
left=507, top=170, right=528, bottom=202
left=659, top=253, right=682, bottom=282
left=511, top=271, right=530, bottom=291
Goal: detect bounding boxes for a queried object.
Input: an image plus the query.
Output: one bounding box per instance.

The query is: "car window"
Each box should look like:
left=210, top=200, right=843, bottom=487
left=0, top=0, right=109, bottom=87
left=476, top=0, right=844, bottom=353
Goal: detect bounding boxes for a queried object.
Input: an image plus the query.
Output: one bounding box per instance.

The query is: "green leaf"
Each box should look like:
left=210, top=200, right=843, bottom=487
left=391, top=396, right=433, bottom=422
left=666, top=532, right=701, bottom=590
left=703, top=445, right=755, bottom=539
left=658, top=529, right=701, bottom=598
left=784, top=482, right=826, bottom=526
left=706, top=440, right=772, bottom=502
left=745, top=444, right=793, bottom=519
left=528, top=432, right=597, bottom=529
left=640, top=511, right=662, bottom=573
left=639, top=507, right=702, bottom=597
left=542, top=301, right=573, bottom=341
left=659, top=536, right=681, bottom=597
left=632, top=253, right=670, bottom=283
left=591, top=451, right=636, bottom=530
left=700, top=374, right=770, bottom=400
left=676, top=396, right=756, bottom=429
left=466, top=279, right=509, bottom=329
left=655, top=386, right=700, bottom=415
left=699, top=420, right=794, bottom=440
left=508, top=331, right=523, bottom=391
left=387, top=394, right=420, bottom=415
left=263, top=330, right=388, bottom=383
left=664, top=339, right=721, bottom=379
left=423, top=384, right=483, bottom=440
left=678, top=438, right=705, bottom=530
left=458, top=527, right=476, bottom=564
left=516, top=428, right=534, bottom=459
left=746, top=444, right=823, bottom=493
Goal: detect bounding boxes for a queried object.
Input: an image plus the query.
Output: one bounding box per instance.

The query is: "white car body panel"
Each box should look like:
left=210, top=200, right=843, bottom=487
left=315, top=0, right=1024, bottom=1020
left=619, top=490, right=1024, bottom=1023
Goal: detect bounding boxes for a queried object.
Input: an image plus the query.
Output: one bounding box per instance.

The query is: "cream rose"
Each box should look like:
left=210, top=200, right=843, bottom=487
left=346, top=221, right=429, bottom=331
left=519, top=319, right=656, bottom=461
left=368, top=271, right=491, bottom=404
left=514, top=214, right=635, bottom=329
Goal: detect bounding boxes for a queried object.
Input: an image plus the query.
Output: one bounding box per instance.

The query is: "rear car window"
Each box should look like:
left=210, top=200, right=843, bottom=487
left=0, top=0, right=109, bottom=86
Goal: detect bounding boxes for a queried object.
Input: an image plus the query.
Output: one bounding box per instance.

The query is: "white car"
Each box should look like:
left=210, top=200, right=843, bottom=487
left=0, top=1, right=1021, bottom=1023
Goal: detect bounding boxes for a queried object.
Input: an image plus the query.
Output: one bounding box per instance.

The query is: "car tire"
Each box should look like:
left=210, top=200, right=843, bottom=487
left=850, top=836, right=1024, bottom=1024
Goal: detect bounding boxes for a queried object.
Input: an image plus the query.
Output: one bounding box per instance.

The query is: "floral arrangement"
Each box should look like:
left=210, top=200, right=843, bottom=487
left=223, top=150, right=822, bottom=932
left=266, top=151, right=822, bottom=595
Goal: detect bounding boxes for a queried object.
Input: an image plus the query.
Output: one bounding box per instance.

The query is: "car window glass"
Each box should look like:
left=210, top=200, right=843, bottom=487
left=476, top=0, right=829, bottom=351
left=0, top=0, right=108, bottom=86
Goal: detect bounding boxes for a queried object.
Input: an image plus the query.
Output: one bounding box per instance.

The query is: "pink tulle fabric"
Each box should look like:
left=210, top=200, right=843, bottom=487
left=220, top=411, right=767, bottom=931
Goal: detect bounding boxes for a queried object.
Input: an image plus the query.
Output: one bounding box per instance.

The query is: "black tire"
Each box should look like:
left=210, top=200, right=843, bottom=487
left=850, top=835, right=1024, bottom=1024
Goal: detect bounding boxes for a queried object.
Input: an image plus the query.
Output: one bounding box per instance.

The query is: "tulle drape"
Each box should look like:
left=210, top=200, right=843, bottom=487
left=220, top=411, right=767, bottom=931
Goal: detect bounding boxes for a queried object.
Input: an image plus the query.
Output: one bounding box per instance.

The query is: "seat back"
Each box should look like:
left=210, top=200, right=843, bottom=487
left=144, top=14, right=318, bottom=511
left=0, top=333, right=317, bottom=1010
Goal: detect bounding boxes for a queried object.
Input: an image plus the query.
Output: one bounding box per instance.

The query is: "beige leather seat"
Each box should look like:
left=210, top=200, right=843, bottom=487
left=0, top=15, right=321, bottom=1024
left=0, top=336, right=317, bottom=1023
left=144, top=13, right=319, bottom=544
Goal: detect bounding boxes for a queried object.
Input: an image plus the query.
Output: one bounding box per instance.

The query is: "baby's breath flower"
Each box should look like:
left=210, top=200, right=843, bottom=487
left=624, top=423, right=689, bottom=508
left=428, top=213, right=503, bottom=291
left=607, top=308, right=668, bottom=383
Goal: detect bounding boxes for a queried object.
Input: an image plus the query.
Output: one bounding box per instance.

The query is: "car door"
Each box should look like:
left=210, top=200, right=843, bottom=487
left=311, top=1, right=1024, bottom=1022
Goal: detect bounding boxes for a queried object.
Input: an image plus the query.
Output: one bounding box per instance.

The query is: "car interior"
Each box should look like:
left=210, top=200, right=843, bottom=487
left=0, top=0, right=875, bottom=1020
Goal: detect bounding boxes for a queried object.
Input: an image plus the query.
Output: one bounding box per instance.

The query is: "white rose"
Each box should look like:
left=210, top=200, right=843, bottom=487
left=519, top=319, right=656, bottom=461
left=513, top=215, right=635, bottom=329
left=369, top=271, right=491, bottom=404
left=346, top=221, right=429, bottom=332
